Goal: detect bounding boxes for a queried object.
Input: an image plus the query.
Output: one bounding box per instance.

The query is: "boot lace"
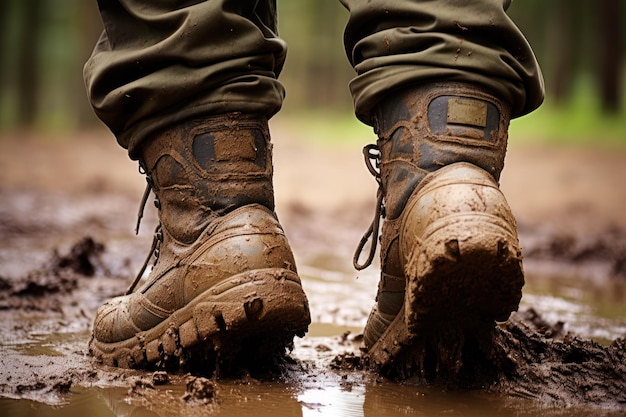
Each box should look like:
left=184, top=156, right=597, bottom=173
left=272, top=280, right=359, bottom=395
left=353, top=144, right=385, bottom=271
left=125, top=163, right=163, bottom=295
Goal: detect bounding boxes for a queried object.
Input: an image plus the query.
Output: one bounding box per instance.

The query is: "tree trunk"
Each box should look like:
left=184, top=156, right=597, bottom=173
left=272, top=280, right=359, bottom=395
left=547, top=0, right=576, bottom=105
left=75, top=0, right=104, bottom=127
left=596, top=0, right=623, bottom=113
left=16, top=0, right=42, bottom=127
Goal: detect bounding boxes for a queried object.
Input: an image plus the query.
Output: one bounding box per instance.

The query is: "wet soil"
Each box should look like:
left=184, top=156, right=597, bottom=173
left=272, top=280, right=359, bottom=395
left=0, top=126, right=625, bottom=416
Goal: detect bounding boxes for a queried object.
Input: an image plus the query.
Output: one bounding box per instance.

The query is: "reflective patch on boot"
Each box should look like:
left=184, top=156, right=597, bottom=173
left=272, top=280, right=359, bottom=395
left=447, top=97, right=487, bottom=127
left=192, top=129, right=267, bottom=171
left=213, top=130, right=257, bottom=162
left=428, top=96, right=500, bottom=142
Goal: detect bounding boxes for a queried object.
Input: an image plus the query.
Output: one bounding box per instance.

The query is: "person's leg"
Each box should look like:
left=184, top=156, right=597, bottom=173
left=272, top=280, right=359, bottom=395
left=341, top=0, right=544, bottom=376
left=340, top=0, right=543, bottom=124
left=84, top=0, right=310, bottom=370
left=85, top=0, right=286, bottom=157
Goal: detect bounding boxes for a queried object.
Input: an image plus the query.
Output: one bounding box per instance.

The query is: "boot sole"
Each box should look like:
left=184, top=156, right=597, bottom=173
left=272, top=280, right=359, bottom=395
left=89, top=268, right=310, bottom=370
left=367, top=214, right=523, bottom=373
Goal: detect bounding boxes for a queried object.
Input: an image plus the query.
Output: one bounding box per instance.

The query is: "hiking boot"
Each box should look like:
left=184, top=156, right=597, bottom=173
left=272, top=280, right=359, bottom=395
left=89, top=114, right=310, bottom=370
left=355, top=83, right=524, bottom=376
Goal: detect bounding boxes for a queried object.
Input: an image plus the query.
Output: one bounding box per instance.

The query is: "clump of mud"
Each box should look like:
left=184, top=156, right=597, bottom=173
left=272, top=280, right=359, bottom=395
left=497, top=309, right=626, bottom=407
left=123, top=374, right=218, bottom=414
left=182, top=376, right=218, bottom=405
left=0, top=237, right=105, bottom=310
left=49, top=236, right=106, bottom=277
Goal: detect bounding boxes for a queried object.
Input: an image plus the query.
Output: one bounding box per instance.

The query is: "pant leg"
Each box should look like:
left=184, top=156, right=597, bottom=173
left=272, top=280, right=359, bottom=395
left=339, top=0, right=545, bottom=125
left=84, top=0, right=285, bottom=158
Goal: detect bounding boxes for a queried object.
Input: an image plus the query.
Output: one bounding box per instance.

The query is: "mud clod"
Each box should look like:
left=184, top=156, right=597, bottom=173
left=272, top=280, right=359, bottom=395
left=49, top=237, right=106, bottom=277
left=521, top=225, right=626, bottom=278
left=128, top=377, right=155, bottom=396
left=52, top=376, right=73, bottom=394
left=152, top=371, right=169, bottom=385
left=182, top=376, right=217, bottom=405
left=444, top=239, right=460, bottom=258
left=7, top=269, right=78, bottom=298
left=495, top=309, right=626, bottom=406
left=0, top=237, right=106, bottom=304
left=330, top=352, right=366, bottom=371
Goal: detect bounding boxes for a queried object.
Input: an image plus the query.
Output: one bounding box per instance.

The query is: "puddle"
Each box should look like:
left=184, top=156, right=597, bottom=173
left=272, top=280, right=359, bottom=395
left=2, top=331, right=89, bottom=357
left=0, top=370, right=621, bottom=417
left=522, top=267, right=626, bottom=344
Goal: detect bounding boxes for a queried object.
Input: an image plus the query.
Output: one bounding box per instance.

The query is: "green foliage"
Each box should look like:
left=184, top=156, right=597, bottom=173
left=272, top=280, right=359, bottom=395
left=0, top=0, right=101, bottom=131
left=277, top=1, right=354, bottom=113
left=511, top=75, right=626, bottom=146
left=272, top=109, right=375, bottom=149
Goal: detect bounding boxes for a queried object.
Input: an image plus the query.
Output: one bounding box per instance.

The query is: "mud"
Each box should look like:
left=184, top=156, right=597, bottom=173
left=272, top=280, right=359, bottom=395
left=0, top=237, right=105, bottom=310
left=0, top=130, right=626, bottom=416
left=521, top=223, right=626, bottom=277
left=497, top=309, right=626, bottom=406
left=329, top=309, right=626, bottom=407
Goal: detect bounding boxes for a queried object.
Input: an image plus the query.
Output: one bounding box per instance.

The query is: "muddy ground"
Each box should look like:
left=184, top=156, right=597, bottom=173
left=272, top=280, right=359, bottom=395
left=0, top=122, right=625, bottom=416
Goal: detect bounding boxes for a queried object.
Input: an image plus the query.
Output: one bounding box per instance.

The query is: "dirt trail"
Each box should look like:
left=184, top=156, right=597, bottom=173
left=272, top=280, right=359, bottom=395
left=0, top=128, right=625, bottom=413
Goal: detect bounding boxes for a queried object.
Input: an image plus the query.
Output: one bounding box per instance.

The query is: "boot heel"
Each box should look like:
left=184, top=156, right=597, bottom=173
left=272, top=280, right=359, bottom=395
left=403, top=216, right=524, bottom=333
left=400, top=163, right=524, bottom=333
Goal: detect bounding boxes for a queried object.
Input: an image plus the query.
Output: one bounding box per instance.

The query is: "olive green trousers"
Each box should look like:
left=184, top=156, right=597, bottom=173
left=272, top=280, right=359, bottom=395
left=84, top=0, right=544, bottom=157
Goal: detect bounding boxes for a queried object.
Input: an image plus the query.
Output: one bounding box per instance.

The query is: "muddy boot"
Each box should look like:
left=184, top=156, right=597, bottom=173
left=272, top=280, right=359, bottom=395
left=89, top=113, right=310, bottom=371
left=355, top=83, right=524, bottom=378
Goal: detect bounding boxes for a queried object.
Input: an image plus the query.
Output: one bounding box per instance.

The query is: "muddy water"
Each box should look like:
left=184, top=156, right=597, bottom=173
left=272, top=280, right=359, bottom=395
left=1, top=256, right=625, bottom=417
left=0, top=381, right=611, bottom=417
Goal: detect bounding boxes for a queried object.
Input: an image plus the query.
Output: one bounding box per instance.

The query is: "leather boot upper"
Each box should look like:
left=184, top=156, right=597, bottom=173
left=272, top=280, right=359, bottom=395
left=140, top=114, right=275, bottom=244
left=93, top=114, right=300, bottom=345
left=362, top=83, right=513, bottom=345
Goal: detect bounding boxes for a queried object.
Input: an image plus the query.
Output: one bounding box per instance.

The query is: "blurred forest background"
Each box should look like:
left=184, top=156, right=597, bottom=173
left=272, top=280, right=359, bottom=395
left=0, top=0, right=624, bottom=143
